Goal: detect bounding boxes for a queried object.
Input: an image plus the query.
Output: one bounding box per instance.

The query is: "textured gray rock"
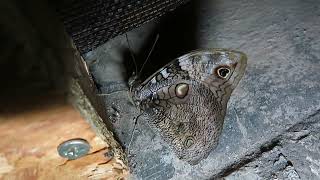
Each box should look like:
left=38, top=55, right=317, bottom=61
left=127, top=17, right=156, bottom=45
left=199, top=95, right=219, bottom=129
left=226, top=112, right=320, bottom=180
left=84, top=0, right=320, bottom=179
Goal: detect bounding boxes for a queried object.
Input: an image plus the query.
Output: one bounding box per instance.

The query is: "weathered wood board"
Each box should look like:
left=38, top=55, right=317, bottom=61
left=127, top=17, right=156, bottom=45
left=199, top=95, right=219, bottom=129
left=0, top=94, right=128, bottom=180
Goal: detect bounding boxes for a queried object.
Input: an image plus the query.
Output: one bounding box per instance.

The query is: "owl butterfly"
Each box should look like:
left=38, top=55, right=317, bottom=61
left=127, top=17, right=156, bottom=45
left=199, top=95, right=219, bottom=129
left=129, top=48, right=247, bottom=165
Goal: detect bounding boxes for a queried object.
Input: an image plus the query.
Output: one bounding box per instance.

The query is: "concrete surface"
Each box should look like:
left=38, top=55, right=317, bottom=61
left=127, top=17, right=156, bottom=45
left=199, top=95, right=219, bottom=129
left=84, top=0, right=320, bottom=179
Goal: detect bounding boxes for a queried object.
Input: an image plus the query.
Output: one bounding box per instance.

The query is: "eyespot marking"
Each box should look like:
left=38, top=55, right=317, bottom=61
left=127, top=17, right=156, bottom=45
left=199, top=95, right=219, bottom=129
left=216, top=67, right=231, bottom=78
left=184, top=136, right=194, bottom=148
left=175, top=83, right=189, bottom=98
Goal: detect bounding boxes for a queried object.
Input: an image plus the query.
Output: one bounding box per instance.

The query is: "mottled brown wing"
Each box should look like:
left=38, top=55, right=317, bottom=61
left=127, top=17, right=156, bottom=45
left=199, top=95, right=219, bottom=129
left=131, top=49, right=247, bottom=164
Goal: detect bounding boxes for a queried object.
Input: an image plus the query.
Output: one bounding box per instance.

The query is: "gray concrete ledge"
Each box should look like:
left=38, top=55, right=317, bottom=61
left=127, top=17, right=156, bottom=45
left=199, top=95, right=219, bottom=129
left=84, top=0, right=320, bottom=179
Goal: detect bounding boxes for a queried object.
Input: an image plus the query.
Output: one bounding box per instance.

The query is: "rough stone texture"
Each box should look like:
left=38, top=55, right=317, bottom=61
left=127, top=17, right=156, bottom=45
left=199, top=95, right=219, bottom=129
left=225, top=112, right=320, bottom=180
left=68, top=78, right=128, bottom=164
left=84, top=0, right=320, bottom=179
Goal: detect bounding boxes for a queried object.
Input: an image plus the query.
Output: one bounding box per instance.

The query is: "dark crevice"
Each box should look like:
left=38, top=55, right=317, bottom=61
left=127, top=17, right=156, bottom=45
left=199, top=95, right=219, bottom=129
left=213, top=139, right=281, bottom=179
left=287, top=160, right=293, bottom=167
left=214, top=109, right=320, bottom=179
left=286, top=109, right=320, bottom=133
left=259, top=139, right=281, bottom=153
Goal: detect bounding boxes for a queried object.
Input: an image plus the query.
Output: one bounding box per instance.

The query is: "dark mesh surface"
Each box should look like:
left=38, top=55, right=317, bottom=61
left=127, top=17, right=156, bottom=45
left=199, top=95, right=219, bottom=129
left=55, top=0, right=189, bottom=54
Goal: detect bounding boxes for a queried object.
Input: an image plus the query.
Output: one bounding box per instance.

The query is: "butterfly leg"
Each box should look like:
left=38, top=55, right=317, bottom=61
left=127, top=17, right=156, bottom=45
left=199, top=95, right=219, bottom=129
left=127, top=112, right=143, bottom=156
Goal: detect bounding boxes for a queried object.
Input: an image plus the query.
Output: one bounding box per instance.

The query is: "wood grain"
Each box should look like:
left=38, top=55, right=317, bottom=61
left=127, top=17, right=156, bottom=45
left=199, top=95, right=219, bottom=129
left=0, top=93, right=128, bottom=180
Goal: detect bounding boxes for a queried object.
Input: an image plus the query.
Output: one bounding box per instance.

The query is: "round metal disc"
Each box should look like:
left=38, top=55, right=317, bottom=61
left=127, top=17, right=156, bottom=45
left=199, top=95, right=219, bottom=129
left=57, top=138, right=90, bottom=160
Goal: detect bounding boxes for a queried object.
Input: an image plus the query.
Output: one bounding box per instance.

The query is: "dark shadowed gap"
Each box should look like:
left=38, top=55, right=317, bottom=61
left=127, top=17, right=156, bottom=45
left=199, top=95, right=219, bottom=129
left=123, top=0, right=200, bottom=82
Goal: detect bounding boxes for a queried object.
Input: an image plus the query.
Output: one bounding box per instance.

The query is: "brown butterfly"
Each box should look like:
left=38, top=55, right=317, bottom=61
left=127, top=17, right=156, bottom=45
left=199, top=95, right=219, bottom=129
left=129, top=48, right=247, bottom=164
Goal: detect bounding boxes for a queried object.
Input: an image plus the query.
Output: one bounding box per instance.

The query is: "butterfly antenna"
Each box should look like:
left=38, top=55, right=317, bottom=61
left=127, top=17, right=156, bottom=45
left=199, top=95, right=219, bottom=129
left=125, top=33, right=138, bottom=74
left=138, top=34, right=160, bottom=77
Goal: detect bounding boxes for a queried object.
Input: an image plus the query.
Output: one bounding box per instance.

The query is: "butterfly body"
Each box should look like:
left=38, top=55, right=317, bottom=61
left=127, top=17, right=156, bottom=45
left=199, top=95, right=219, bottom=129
left=130, top=49, right=247, bottom=164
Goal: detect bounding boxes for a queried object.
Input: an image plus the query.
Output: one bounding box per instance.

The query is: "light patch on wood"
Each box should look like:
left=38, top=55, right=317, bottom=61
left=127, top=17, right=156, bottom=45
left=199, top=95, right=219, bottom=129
left=0, top=154, right=14, bottom=177
left=0, top=94, right=128, bottom=179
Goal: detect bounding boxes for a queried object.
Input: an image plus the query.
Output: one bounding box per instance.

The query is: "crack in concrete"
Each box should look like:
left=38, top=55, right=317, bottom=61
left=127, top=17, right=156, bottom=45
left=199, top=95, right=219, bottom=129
left=213, top=109, right=320, bottom=179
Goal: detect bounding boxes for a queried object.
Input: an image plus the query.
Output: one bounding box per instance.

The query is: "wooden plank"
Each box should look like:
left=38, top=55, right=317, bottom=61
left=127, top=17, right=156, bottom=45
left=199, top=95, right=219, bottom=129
left=0, top=94, right=128, bottom=180
left=0, top=0, right=127, bottom=165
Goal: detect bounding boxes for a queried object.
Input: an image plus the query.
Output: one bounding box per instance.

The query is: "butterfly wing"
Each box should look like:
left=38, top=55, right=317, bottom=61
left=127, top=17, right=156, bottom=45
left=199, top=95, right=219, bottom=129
left=131, top=49, right=247, bottom=164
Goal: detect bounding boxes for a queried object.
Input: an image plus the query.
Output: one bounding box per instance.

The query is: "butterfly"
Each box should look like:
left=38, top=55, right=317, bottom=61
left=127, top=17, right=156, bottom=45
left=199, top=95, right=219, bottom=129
left=128, top=48, right=247, bottom=165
